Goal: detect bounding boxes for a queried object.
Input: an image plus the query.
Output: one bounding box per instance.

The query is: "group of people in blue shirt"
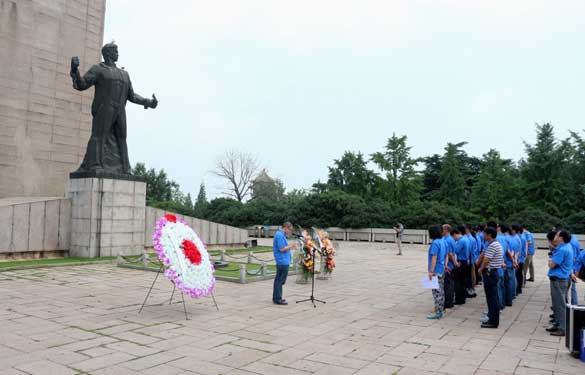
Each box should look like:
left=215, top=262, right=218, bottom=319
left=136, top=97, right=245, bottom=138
left=426, top=222, right=539, bottom=326
left=545, top=229, right=585, bottom=336
left=427, top=221, right=585, bottom=333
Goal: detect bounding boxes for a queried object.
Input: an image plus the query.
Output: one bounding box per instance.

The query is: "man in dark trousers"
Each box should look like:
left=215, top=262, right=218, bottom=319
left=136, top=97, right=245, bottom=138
left=272, top=222, right=296, bottom=305
left=477, top=227, right=504, bottom=328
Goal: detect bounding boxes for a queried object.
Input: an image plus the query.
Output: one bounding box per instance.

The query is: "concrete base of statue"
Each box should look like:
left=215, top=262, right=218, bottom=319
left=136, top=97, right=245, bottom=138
left=67, top=176, right=146, bottom=257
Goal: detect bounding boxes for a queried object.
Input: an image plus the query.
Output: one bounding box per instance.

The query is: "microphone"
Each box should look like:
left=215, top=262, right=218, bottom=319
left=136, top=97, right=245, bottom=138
left=291, top=232, right=304, bottom=239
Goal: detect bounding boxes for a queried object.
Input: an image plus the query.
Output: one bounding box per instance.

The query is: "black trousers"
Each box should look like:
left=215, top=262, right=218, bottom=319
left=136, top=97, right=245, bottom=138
left=455, top=261, right=468, bottom=304
left=515, top=263, right=524, bottom=294
left=483, top=269, right=500, bottom=326
left=444, top=271, right=455, bottom=308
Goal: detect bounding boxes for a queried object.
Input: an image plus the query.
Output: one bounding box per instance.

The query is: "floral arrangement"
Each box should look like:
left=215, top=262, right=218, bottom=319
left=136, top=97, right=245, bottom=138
left=298, top=230, right=319, bottom=280
left=152, top=214, right=215, bottom=298
left=316, top=229, right=336, bottom=274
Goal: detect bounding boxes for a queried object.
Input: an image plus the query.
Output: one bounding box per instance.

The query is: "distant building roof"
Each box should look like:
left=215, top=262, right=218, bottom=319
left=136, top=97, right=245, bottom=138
left=254, top=169, right=274, bottom=183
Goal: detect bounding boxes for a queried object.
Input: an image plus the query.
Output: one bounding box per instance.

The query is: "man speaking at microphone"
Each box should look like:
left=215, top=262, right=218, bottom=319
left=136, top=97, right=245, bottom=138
left=273, top=222, right=297, bottom=305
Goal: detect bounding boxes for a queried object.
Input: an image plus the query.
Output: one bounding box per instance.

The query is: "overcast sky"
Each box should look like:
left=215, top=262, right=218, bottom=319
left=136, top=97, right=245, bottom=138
left=104, top=0, right=585, bottom=199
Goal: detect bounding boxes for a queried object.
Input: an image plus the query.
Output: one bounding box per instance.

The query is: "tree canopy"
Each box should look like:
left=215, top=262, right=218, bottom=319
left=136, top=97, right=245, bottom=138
left=136, top=123, right=585, bottom=233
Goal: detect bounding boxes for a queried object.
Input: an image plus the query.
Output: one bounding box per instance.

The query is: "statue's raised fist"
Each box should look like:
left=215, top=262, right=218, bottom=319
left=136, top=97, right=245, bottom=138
left=70, top=56, right=80, bottom=75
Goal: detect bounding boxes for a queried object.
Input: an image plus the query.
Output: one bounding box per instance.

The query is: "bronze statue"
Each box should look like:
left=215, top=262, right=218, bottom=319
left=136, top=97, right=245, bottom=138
left=70, top=42, right=157, bottom=178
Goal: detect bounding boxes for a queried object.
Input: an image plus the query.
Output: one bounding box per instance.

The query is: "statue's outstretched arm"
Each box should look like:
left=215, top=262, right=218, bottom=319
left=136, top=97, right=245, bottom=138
left=127, top=79, right=158, bottom=109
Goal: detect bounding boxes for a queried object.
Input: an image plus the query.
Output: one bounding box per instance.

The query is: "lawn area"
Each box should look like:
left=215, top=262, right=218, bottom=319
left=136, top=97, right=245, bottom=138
left=0, top=246, right=273, bottom=273
left=124, top=259, right=283, bottom=280
left=208, top=246, right=272, bottom=256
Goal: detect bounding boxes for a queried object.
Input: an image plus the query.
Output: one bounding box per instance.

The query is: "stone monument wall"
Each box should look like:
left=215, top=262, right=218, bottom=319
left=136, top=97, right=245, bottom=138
left=0, top=0, right=106, bottom=198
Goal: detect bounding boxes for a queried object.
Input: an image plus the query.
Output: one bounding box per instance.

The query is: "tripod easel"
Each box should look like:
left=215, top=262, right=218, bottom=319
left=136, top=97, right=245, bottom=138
left=296, top=242, right=326, bottom=308
left=138, top=262, right=219, bottom=320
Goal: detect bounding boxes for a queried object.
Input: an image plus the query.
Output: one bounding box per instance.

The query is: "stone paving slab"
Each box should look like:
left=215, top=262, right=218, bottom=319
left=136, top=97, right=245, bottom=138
left=0, top=241, right=583, bottom=374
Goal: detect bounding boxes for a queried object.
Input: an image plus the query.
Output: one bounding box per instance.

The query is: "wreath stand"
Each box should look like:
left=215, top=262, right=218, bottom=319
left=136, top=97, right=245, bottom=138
left=138, top=262, right=219, bottom=320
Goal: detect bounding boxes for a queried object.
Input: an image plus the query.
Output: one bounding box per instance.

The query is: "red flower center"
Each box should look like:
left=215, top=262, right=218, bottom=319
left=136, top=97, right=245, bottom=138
left=182, top=239, right=202, bottom=265
left=164, top=214, right=177, bottom=223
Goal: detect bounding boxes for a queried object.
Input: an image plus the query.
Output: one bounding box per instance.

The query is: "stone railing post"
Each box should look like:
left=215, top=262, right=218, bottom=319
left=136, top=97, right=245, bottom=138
left=239, top=264, right=246, bottom=283
left=220, top=249, right=225, bottom=261
left=248, top=251, right=253, bottom=264
left=260, top=262, right=267, bottom=276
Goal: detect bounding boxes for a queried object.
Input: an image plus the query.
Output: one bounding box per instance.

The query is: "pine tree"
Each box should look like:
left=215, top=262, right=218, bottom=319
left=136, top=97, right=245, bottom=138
left=194, top=182, right=209, bottom=218
left=437, top=142, right=467, bottom=207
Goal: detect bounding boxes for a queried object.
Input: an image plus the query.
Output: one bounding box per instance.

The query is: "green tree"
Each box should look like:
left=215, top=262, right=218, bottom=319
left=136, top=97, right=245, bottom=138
left=193, top=182, right=209, bottom=218
left=569, top=131, right=585, bottom=212
left=326, top=151, right=377, bottom=198
left=421, top=154, right=442, bottom=199
left=371, top=133, right=421, bottom=204
left=132, top=163, right=181, bottom=203
left=521, top=123, right=567, bottom=216
left=471, top=149, right=520, bottom=221
left=437, top=142, right=467, bottom=206
left=183, top=193, right=194, bottom=211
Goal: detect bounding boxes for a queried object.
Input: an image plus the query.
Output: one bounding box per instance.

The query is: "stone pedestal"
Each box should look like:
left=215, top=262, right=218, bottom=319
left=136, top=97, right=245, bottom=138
left=67, top=177, right=146, bottom=258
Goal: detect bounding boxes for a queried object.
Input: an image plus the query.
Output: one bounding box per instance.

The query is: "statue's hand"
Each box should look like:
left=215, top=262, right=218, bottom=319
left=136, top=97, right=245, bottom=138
left=70, top=56, right=80, bottom=76
left=149, top=94, right=158, bottom=109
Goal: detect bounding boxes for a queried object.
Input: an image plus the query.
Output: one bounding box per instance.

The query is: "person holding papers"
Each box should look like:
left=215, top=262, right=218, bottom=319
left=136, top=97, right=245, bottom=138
left=427, top=225, right=446, bottom=320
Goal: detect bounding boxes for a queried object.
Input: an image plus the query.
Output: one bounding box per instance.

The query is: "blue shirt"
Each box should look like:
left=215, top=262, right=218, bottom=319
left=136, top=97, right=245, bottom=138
left=477, top=231, right=486, bottom=254
left=518, top=234, right=527, bottom=263
left=523, top=231, right=535, bottom=255
left=497, top=234, right=512, bottom=267
left=570, top=236, right=581, bottom=262
left=455, top=235, right=471, bottom=263
left=574, top=249, right=585, bottom=273
left=548, top=243, right=574, bottom=279
left=443, top=235, right=456, bottom=269
left=466, top=233, right=479, bottom=263
left=273, top=230, right=291, bottom=265
left=428, top=239, right=445, bottom=274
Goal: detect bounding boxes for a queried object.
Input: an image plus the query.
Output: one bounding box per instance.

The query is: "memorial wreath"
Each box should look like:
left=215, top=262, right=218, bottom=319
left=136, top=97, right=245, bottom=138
left=152, top=214, right=215, bottom=298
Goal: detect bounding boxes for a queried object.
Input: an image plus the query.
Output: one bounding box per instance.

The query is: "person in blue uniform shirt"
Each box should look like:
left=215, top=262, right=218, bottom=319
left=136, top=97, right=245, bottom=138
left=465, top=225, right=478, bottom=297
left=547, top=230, right=574, bottom=337
left=272, top=222, right=297, bottom=305
left=427, top=225, right=446, bottom=319
left=572, top=248, right=585, bottom=302
left=442, top=224, right=457, bottom=309
left=496, top=224, right=510, bottom=309
left=512, top=225, right=525, bottom=295
left=452, top=227, right=471, bottom=305
left=522, top=225, right=535, bottom=284
left=568, top=234, right=581, bottom=304
left=502, top=225, right=518, bottom=304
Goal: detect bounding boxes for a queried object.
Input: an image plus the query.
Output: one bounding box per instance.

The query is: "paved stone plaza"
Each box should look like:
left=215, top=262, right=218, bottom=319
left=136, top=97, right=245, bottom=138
left=0, top=241, right=583, bottom=375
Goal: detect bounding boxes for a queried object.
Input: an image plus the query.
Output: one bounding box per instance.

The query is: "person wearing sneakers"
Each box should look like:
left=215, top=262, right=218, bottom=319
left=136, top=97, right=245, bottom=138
left=427, top=225, right=446, bottom=319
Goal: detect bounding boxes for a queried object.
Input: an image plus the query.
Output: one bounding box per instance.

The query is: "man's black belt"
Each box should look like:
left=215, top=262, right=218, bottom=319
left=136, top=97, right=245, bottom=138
left=549, top=276, right=568, bottom=281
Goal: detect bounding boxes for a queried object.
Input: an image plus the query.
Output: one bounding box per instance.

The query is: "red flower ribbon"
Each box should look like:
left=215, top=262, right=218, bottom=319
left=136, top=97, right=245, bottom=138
left=164, top=214, right=177, bottom=223
left=182, top=239, right=202, bottom=265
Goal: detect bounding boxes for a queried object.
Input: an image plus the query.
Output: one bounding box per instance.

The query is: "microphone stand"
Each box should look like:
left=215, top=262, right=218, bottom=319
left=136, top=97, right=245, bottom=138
left=296, top=237, right=326, bottom=308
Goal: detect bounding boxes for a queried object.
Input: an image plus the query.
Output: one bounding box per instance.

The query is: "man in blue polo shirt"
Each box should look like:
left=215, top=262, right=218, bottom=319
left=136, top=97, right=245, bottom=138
left=569, top=234, right=581, bottom=304
left=272, top=222, right=297, bottom=305
left=442, top=224, right=457, bottom=309
left=547, top=230, right=574, bottom=337
left=511, top=225, right=525, bottom=295
left=452, top=227, right=471, bottom=305
left=496, top=224, right=510, bottom=309
left=522, top=225, right=535, bottom=284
